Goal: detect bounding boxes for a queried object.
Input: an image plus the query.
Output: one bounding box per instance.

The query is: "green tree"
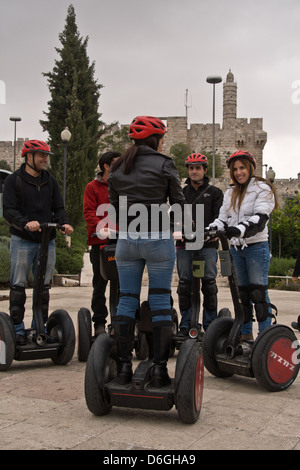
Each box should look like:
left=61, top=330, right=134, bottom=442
left=272, top=194, right=300, bottom=258
left=99, top=125, right=130, bottom=155
left=40, top=4, right=103, bottom=225
left=170, top=143, right=192, bottom=179
left=170, top=143, right=223, bottom=180
left=0, top=160, right=12, bottom=171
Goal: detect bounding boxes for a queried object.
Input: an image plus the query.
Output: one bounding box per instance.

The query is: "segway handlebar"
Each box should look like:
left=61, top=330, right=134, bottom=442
left=24, top=222, right=68, bottom=233
left=204, top=229, right=229, bottom=251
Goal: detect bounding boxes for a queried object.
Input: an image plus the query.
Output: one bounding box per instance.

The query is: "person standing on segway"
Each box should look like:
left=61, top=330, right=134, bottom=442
left=107, top=116, right=185, bottom=387
left=176, top=153, right=223, bottom=335
left=208, top=151, right=278, bottom=341
left=83, top=151, right=121, bottom=337
left=3, top=140, right=73, bottom=345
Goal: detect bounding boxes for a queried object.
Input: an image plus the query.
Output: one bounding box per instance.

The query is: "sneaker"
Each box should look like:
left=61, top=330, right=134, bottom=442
left=240, top=333, right=254, bottom=342
left=16, top=334, right=26, bottom=346
left=291, top=315, right=300, bottom=332
left=178, top=328, right=189, bottom=337
left=95, top=324, right=106, bottom=336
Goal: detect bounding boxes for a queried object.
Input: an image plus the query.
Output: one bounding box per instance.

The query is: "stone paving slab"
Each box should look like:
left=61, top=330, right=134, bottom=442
left=0, top=284, right=299, bottom=451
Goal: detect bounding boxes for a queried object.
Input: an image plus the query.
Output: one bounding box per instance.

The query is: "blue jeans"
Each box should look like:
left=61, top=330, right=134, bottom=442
left=10, top=235, right=56, bottom=334
left=230, top=242, right=272, bottom=334
left=176, top=246, right=218, bottom=331
left=115, top=236, right=175, bottom=323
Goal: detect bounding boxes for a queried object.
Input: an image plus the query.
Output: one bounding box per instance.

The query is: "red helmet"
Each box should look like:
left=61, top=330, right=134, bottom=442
left=128, top=116, right=167, bottom=140
left=21, top=140, right=52, bottom=158
left=185, top=153, right=208, bottom=167
left=226, top=151, right=256, bottom=169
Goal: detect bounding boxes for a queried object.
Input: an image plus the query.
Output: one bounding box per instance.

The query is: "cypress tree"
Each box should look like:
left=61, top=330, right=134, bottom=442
left=40, top=4, right=103, bottom=225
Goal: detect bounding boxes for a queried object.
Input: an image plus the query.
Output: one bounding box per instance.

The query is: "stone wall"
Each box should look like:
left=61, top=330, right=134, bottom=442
left=159, top=71, right=267, bottom=179
left=0, top=138, right=27, bottom=170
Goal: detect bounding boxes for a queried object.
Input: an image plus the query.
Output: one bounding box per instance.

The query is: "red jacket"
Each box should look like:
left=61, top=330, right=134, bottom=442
left=83, top=173, right=111, bottom=246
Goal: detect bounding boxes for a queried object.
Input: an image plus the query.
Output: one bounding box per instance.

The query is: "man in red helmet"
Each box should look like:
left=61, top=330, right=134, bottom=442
left=176, top=153, right=223, bottom=335
left=3, top=139, right=73, bottom=345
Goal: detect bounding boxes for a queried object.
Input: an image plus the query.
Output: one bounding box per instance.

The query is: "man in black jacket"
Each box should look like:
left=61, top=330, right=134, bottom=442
left=176, top=153, right=223, bottom=334
left=3, top=140, right=73, bottom=345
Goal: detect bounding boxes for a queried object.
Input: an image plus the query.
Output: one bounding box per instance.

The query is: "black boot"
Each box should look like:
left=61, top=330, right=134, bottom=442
left=152, top=321, right=173, bottom=387
left=114, top=318, right=135, bottom=385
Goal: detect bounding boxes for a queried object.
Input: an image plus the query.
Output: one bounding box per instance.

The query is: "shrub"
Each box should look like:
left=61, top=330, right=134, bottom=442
left=55, top=221, right=87, bottom=274
left=268, top=256, right=296, bottom=289
left=0, top=244, right=10, bottom=283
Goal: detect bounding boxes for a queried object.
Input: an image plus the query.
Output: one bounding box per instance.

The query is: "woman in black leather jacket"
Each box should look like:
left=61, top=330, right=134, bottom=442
left=108, top=116, right=185, bottom=387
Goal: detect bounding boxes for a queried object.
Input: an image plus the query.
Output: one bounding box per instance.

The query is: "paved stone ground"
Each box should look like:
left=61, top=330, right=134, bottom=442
left=0, top=284, right=299, bottom=451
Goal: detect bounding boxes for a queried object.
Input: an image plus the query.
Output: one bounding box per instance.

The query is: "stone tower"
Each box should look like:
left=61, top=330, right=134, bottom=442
left=161, top=69, right=267, bottom=178
left=223, top=69, right=237, bottom=128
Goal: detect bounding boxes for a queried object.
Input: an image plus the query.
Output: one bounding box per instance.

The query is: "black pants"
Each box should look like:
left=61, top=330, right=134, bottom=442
left=90, top=245, right=108, bottom=325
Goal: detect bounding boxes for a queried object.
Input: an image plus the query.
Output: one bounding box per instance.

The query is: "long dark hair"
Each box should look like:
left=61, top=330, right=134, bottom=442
left=111, top=134, right=162, bottom=175
left=229, top=158, right=278, bottom=211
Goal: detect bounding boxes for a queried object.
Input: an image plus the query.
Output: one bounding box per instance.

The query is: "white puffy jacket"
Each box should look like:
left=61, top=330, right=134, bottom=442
left=210, top=178, right=275, bottom=246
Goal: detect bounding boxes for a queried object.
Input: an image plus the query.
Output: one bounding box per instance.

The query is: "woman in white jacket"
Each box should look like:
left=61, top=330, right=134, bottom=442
left=209, top=151, right=278, bottom=340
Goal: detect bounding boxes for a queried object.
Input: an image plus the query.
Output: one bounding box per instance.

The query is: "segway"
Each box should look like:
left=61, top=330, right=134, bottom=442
left=77, top=241, right=119, bottom=361
left=0, top=223, right=75, bottom=371
left=84, top=248, right=204, bottom=424
left=173, top=250, right=231, bottom=351
left=77, top=242, right=179, bottom=361
left=202, top=230, right=300, bottom=392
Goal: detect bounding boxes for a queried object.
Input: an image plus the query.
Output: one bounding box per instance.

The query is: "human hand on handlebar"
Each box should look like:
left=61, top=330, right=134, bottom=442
left=59, top=224, right=73, bottom=235
left=25, top=221, right=41, bottom=232
left=225, top=226, right=241, bottom=239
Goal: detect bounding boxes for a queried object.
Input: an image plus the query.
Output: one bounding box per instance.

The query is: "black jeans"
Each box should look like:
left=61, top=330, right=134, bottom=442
left=90, top=245, right=108, bottom=325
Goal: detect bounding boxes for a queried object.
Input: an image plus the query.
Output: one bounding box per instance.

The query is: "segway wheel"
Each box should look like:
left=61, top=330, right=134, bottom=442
left=135, top=327, right=149, bottom=360
left=251, top=325, right=300, bottom=392
left=0, top=312, right=15, bottom=371
left=169, top=308, right=179, bottom=358
left=175, top=340, right=204, bottom=424
left=46, top=309, right=75, bottom=365
left=85, top=334, right=117, bottom=416
left=218, top=307, right=232, bottom=318
left=77, top=308, right=92, bottom=362
left=202, top=317, right=235, bottom=377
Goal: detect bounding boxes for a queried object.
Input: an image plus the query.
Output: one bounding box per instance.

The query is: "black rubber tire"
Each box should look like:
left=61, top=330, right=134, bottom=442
left=169, top=308, right=178, bottom=358
left=218, top=307, right=232, bottom=318
left=84, top=334, right=117, bottom=416
left=135, top=329, right=149, bottom=360
left=202, top=317, right=235, bottom=378
left=251, top=325, right=300, bottom=392
left=77, top=308, right=92, bottom=362
left=0, top=312, right=15, bottom=371
left=175, top=340, right=204, bottom=424
left=46, top=309, right=75, bottom=365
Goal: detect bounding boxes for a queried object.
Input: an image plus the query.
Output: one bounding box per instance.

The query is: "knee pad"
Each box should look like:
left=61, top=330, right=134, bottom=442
left=9, top=286, right=26, bottom=325
left=177, top=279, right=192, bottom=311
left=117, top=292, right=140, bottom=319
left=238, top=285, right=253, bottom=323
left=249, top=284, right=269, bottom=323
left=201, top=279, right=218, bottom=311
left=151, top=309, right=173, bottom=327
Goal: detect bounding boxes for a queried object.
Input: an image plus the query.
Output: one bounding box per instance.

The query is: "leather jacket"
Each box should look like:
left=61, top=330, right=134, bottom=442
left=108, top=145, right=185, bottom=230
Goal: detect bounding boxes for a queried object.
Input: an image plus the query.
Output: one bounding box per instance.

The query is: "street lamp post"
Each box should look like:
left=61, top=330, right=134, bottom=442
left=9, top=116, right=22, bottom=171
left=60, top=127, right=72, bottom=207
left=206, top=76, right=222, bottom=184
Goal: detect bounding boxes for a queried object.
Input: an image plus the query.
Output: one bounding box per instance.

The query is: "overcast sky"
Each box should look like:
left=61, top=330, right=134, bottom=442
left=1, top=0, right=300, bottom=178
